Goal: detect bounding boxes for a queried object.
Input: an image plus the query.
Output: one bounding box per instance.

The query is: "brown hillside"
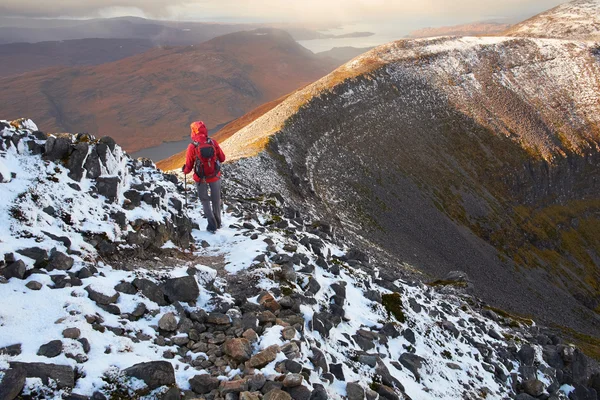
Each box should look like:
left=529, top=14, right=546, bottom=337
left=0, top=38, right=155, bottom=78
left=0, top=29, right=336, bottom=153
left=156, top=92, right=291, bottom=172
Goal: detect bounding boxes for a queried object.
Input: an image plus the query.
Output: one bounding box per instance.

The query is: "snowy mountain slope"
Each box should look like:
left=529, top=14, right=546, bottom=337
left=217, top=35, right=600, bottom=340
left=2, top=120, right=599, bottom=399
left=505, top=0, right=600, bottom=40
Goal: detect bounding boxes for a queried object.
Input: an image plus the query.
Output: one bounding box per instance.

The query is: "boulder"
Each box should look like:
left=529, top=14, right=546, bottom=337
left=518, top=344, right=536, bottom=367
left=83, top=147, right=102, bottom=180
left=310, top=312, right=334, bottom=338
left=158, top=313, right=178, bottom=332
left=16, top=247, right=48, bottom=267
left=221, top=379, right=249, bottom=394
left=161, top=276, right=199, bottom=303
left=44, top=136, right=71, bottom=162
left=37, top=340, right=63, bottom=358
left=67, top=142, right=89, bottom=181
left=114, top=281, right=137, bottom=295
left=223, top=338, right=252, bottom=362
left=189, top=374, right=220, bottom=394
left=47, top=251, right=74, bottom=271
left=521, top=379, right=544, bottom=397
left=2, top=260, right=27, bottom=280
left=0, top=344, right=22, bottom=356
left=0, top=367, right=26, bottom=400
left=9, top=362, right=75, bottom=389
left=85, top=285, right=119, bottom=305
left=399, top=353, right=426, bottom=382
left=62, top=328, right=81, bottom=339
left=258, top=291, right=281, bottom=312
left=247, top=345, right=280, bottom=369
left=207, top=313, right=231, bottom=325
left=346, top=383, right=365, bottom=400
left=283, top=374, right=303, bottom=388
left=123, top=361, right=175, bottom=389
left=133, top=278, right=168, bottom=306
left=264, top=390, right=292, bottom=400
left=95, top=176, right=121, bottom=202
left=286, top=386, right=312, bottom=400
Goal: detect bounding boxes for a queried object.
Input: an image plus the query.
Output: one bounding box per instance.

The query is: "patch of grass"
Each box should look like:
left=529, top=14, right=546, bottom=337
left=555, top=325, right=600, bottom=361
left=428, top=279, right=468, bottom=288
left=483, top=305, right=534, bottom=327
left=382, top=292, right=406, bottom=323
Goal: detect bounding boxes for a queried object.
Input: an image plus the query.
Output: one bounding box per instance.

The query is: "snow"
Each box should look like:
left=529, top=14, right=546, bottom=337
left=0, top=120, right=570, bottom=399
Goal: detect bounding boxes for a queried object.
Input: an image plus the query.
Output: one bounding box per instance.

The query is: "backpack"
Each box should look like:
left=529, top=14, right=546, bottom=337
left=193, top=139, right=220, bottom=181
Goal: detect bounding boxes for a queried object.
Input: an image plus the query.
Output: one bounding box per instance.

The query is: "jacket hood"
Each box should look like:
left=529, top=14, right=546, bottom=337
left=190, top=121, right=208, bottom=142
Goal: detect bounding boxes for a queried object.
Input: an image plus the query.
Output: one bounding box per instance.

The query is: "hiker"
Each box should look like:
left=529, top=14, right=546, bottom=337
left=182, top=121, right=226, bottom=233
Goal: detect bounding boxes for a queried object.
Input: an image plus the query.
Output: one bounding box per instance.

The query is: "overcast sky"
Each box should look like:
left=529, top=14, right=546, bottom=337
left=0, top=0, right=566, bottom=24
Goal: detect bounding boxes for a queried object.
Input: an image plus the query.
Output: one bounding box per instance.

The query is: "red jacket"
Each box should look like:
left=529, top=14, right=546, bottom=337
left=183, top=121, right=226, bottom=183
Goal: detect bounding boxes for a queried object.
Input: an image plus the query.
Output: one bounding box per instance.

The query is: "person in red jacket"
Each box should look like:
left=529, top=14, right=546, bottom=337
left=182, top=121, right=226, bottom=233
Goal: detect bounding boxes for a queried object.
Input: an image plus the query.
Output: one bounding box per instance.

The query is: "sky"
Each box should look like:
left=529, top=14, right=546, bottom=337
left=0, top=0, right=567, bottom=25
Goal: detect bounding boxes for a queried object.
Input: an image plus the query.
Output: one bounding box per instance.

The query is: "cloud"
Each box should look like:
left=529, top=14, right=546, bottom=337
left=0, top=0, right=566, bottom=23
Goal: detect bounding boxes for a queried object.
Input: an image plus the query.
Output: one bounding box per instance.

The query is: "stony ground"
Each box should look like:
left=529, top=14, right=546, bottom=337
left=1, top=120, right=600, bottom=400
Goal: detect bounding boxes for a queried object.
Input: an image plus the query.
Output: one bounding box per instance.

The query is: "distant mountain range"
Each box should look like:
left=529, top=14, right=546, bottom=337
left=0, top=29, right=337, bottom=152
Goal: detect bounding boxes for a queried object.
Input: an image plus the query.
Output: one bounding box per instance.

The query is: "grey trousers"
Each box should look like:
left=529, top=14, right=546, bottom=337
left=196, top=179, right=222, bottom=231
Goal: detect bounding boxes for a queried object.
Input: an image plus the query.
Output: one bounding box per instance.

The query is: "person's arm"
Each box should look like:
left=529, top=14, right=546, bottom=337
left=182, top=144, right=195, bottom=174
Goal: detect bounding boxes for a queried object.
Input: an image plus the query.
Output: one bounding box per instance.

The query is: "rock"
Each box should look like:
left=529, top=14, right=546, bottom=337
left=223, top=338, right=252, bottom=362
left=42, top=231, right=72, bottom=248
left=85, top=285, right=119, bottom=305
left=365, top=388, right=378, bottom=400
left=305, top=278, right=321, bottom=296
left=84, top=148, right=102, bottom=179
left=248, top=374, right=267, bottom=391
left=518, top=344, right=536, bottom=366
left=221, top=379, right=249, bottom=394
left=310, top=312, right=333, bottom=338
left=281, top=264, right=297, bottom=283
left=123, top=361, right=175, bottom=389
left=114, top=281, right=137, bottom=295
left=0, top=367, right=26, bottom=400
left=78, top=338, right=91, bottom=353
left=376, top=385, right=398, bottom=400
left=247, top=345, right=280, bottom=369
left=282, top=326, right=296, bottom=341
left=240, top=392, right=261, bottom=400
left=287, top=386, right=312, bottom=400
left=67, top=142, right=89, bottom=181
left=43, top=136, right=71, bottom=162
left=62, top=328, right=81, bottom=339
left=346, top=248, right=369, bottom=263
left=309, top=387, right=328, bottom=400
left=9, top=361, right=75, bottom=389
left=95, top=176, right=121, bottom=202
left=258, top=291, right=281, bottom=312
left=522, top=379, right=544, bottom=397
left=26, top=280, right=43, bottom=290
left=207, top=312, right=231, bottom=325
left=0, top=344, right=22, bottom=356
left=161, top=276, right=199, bottom=304
left=358, top=355, right=378, bottom=368
left=330, top=363, right=345, bottom=381
left=133, top=278, right=168, bottom=306
left=440, top=320, right=459, bottom=338
left=243, top=328, right=259, bottom=343
left=158, top=313, right=178, bottom=332
left=37, top=340, right=63, bottom=358
left=47, top=251, right=74, bottom=271
left=16, top=247, right=48, bottom=267
left=264, top=389, right=292, bottom=400
left=283, top=373, right=303, bottom=388
left=309, top=347, right=328, bottom=373
left=346, top=383, right=365, bottom=400
left=401, top=328, right=415, bottom=344
left=399, top=353, right=426, bottom=382
left=190, top=374, right=221, bottom=394
left=1, top=260, right=27, bottom=280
